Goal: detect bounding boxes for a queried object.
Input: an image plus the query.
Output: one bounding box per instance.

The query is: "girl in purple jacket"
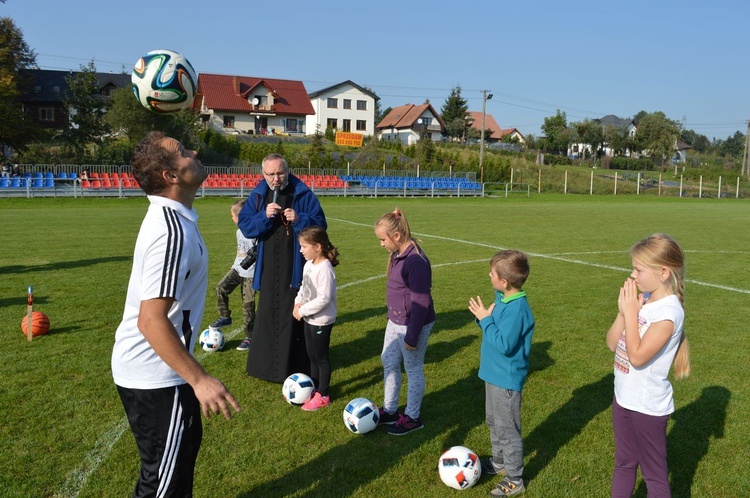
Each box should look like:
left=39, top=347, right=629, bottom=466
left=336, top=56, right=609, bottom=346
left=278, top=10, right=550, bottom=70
left=374, top=208, right=436, bottom=435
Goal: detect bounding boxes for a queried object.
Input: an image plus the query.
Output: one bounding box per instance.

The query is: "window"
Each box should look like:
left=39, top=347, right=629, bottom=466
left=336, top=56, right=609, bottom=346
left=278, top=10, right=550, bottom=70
left=285, top=119, right=299, bottom=133
left=39, top=108, right=54, bottom=121
left=223, top=115, right=235, bottom=128
left=420, top=117, right=432, bottom=127
left=357, top=100, right=367, bottom=111
left=356, top=120, right=367, bottom=131
left=327, top=98, right=338, bottom=109
left=342, top=119, right=351, bottom=132
left=343, top=99, right=352, bottom=110
left=326, top=118, right=337, bottom=130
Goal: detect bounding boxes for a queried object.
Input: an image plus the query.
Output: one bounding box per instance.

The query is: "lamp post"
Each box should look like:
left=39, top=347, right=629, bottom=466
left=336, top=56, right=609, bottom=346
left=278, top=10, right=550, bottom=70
left=479, top=90, right=493, bottom=183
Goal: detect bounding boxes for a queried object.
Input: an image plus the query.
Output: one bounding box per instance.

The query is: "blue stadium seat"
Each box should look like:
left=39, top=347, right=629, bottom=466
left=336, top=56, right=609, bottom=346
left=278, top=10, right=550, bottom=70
left=44, top=178, right=55, bottom=188
left=0, top=178, right=9, bottom=188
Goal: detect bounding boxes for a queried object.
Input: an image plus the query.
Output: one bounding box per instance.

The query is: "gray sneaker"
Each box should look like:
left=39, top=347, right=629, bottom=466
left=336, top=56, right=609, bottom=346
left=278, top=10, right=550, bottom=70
left=210, top=316, right=232, bottom=328
left=236, top=338, right=251, bottom=351
left=489, top=477, right=525, bottom=496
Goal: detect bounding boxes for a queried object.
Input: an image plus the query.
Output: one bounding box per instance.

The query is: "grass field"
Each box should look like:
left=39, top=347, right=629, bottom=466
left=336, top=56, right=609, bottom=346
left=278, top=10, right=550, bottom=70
left=1, top=195, right=748, bottom=497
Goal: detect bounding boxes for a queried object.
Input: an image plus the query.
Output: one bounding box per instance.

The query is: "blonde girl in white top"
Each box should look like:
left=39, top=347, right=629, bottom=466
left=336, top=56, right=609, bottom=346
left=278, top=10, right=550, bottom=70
left=606, top=233, right=690, bottom=498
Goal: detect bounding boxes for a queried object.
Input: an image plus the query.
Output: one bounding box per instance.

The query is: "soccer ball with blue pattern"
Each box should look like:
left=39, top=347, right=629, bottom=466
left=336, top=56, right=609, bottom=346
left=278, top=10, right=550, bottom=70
left=282, top=373, right=315, bottom=406
left=131, top=49, right=197, bottom=113
left=438, top=446, right=481, bottom=490
left=343, top=397, right=379, bottom=434
left=199, top=327, right=225, bottom=352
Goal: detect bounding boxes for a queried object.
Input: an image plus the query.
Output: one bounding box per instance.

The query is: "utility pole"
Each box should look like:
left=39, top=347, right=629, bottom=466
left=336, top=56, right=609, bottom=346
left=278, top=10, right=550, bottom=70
left=479, top=90, right=492, bottom=183
left=742, top=120, right=750, bottom=176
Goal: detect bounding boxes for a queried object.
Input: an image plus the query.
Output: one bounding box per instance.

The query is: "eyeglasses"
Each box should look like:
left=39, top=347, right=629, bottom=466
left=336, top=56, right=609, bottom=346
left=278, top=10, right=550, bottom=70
left=263, top=170, right=287, bottom=178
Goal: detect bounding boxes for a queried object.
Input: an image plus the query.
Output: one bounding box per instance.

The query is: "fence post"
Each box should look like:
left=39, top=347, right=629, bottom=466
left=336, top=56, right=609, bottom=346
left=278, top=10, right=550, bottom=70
left=511, top=168, right=514, bottom=185
left=637, top=172, right=641, bottom=196
left=699, top=175, right=703, bottom=198
left=658, top=174, right=662, bottom=196
left=680, top=175, right=683, bottom=197
left=718, top=176, right=722, bottom=198
left=538, top=169, right=541, bottom=193
left=564, top=170, right=568, bottom=194
left=737, top=177, right=740, bottom=199
left=614, top=172, right=618, bottom=195
left=590, top=170, right=593, bottom=195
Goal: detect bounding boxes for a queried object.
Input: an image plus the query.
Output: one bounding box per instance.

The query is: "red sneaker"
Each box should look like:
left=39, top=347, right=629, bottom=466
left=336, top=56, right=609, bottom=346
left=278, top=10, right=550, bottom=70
left=301, top=392, right=331, bottom=411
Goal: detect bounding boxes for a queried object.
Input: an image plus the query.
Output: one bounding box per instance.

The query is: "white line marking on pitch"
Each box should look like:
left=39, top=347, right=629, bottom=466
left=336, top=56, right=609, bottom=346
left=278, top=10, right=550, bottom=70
left=62, top=216, right=750, bottom=496
left=331, top=217, right=750, bottom=295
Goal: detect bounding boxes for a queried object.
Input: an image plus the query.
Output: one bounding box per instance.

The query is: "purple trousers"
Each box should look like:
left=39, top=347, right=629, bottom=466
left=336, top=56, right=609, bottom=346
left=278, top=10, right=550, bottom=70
left=612, top=397, right=671, bottom=498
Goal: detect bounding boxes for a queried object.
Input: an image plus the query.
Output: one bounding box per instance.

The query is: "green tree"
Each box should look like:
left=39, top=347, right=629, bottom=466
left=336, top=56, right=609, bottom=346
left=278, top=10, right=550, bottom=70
left=62, top=61, right=111, bottom=159
left=572, top=119, right=604, bottom=159
left=105, top=86, right=200, bottom=149
left=540, top=110, right=571, bottom=155
left=440, top=85, right=469, bottom=141
left=0, top=16, right=39, bottom=152
left=635, top=111, right=680, bottom=167
left=363, top=86, right=382, bottom=125
left=719, top=130, right=745, bottom=157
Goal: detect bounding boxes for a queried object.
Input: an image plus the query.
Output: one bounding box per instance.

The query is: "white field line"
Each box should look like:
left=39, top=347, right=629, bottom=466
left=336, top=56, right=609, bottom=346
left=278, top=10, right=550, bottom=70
left=61, top=217, right=750, bottom=496
left=332, top=217, right=750, bottom=295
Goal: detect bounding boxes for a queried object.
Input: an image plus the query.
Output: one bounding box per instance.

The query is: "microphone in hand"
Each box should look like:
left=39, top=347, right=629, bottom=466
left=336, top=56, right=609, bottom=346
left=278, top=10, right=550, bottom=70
left=271, top=187, right=280, bottom=218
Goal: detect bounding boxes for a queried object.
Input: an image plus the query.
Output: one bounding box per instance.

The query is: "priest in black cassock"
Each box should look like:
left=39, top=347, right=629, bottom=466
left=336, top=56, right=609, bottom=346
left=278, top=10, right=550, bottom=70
left=237, top=153, right=327, bottom=382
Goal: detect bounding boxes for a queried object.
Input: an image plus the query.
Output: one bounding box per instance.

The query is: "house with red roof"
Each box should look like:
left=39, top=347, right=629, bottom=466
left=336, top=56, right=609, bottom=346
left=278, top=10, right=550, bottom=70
left=307, top=80, right=379, bottom=136
left=192, top=73, right=315, bottom=135
left=467, top=111, right=525, bottom=144
left=375, top=103, right=446, bottom=145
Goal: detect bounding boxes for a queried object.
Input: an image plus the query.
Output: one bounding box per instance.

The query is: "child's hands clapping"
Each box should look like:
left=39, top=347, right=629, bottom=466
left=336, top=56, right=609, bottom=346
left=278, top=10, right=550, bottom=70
left=468, top=296, right=495, bottom=321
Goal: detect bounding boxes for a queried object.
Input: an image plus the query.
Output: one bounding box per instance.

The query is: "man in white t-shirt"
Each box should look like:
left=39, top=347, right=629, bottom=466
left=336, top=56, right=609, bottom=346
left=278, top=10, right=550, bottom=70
left=112, top=131, right=240, bottom=497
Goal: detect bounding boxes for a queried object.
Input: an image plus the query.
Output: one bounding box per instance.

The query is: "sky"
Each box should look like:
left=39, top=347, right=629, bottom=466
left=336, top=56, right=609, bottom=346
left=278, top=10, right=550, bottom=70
left=4, top=0, right=749, bottom=141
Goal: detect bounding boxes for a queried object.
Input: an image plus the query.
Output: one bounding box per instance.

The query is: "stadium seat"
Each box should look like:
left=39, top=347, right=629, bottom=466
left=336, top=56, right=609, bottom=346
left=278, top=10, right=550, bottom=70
left=10, top=178, right=20, bottom=187
left=119, top=172, right=129, bottom=179
left=91, top=180, right=101, bottom=189
left=110, top=178, right=120, bottom=188
left=80, top=180, right=91, bottom=188
left=122, top=179, right=132, bottom=188
left=58, top=172, right=68, bottom=179
left=0, top=178, right=9, bottom=188
left=43, top=178, right=55, bottom=188
left=90, top=172, right=99, bottom=179
left=68, top=172, right=77, bottom=180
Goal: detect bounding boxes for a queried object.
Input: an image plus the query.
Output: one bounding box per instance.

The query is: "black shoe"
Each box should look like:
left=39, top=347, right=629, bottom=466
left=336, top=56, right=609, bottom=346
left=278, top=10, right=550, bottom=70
left=378, top=408, right=400, bottom=425
left=481, top=457, right=506, bottom=476
left=210, top=316, right=232, bottom=328
left=385, top=414, right=423, bottom=435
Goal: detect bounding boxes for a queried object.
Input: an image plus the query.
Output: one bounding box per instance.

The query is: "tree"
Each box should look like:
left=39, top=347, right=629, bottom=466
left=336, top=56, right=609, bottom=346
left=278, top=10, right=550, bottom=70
left=363, top=86, right=383, bottom=125
left=719, top=130, right=745, bottom=157
left=540, top=110, right=571, bottom=154
left=62, top=61, right=111, bottom=159
left=105, top=86, right=200, bottom=149
left=635, top=111, right=680, bottom=167
left=0, top=16, right=39, bottom=152
left=440, top=85, right=469, bottom=141
left=572, top=119, right=604, bottom=159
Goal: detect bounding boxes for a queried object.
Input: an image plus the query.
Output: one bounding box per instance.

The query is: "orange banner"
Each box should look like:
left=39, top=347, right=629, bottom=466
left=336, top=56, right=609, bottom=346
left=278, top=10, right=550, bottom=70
left=335, top=132, right=364, bottom=147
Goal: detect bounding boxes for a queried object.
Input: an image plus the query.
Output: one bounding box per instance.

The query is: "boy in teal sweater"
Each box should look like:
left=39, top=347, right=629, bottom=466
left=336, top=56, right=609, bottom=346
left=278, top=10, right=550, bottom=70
left=469, top=250, right=535, bottom=497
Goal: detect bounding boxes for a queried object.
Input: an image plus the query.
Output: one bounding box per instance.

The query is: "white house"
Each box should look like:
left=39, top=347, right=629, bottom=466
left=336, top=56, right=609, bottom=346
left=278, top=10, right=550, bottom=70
left=568, top=114, right=637, bottom=158
left=376, top=103, right=446, bottom=146
left=306, top=80, right=379, bottom=136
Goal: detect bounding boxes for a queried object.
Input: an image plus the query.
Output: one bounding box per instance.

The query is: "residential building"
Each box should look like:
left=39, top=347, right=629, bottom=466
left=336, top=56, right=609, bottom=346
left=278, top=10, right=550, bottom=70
left=193, top=73, right=314, bottom=135
left=376, top=103, right=446, bottom=145
left=307, top=80, right=378, bottom=136
left=467, top=111, right=525, bottom=144
left=19, top=69, right=131, bottom=129
left=568, top=114, right=637, bottom=158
